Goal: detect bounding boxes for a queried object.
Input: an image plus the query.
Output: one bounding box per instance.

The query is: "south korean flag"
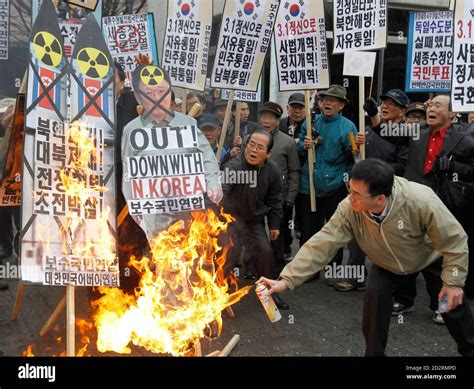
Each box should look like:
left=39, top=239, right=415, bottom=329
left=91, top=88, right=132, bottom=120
left=176, top=0, right=197, bottom=20
left=237, top=0, right=261, bottom=21
left=283, top=0, right=306, bottom=22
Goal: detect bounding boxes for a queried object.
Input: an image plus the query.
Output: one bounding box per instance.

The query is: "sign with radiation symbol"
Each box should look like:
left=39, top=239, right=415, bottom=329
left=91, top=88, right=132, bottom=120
left=140, top=66, right=165, bottom=86
left=33, top=31, right=63, bottom=67
left=76, top=47, right=110, bottom=79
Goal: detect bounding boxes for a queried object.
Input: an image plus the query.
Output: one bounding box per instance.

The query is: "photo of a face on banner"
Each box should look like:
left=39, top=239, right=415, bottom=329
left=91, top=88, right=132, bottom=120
left=131, top=64, right=174, bottom=125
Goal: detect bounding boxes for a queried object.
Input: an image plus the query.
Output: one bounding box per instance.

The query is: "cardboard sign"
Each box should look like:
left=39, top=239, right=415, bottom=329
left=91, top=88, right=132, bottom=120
left=343, top=51, right=377, bottom=77
left=64, top=0, right=99, bottom=11
left=162, top=0, right=213, bottom=91
left=274, top=0, right=329, bottom=91
left=333, top=0, right=387, bottom=54
left=0, top=0, right=9, bottom=60
left=451, top=0, right=474, bottom=112
left=211, top=0, right=279, bottom=91
left=405, top=11, right=453, bottom=92
left=21, top=1, right=118, bottom=287
left=103, top=13, right=159, bottom=85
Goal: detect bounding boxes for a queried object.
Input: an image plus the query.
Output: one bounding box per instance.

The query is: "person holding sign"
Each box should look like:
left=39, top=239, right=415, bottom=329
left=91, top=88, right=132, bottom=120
left=297, top=85, right=357, bottom=284
left=258, top=159, right=474, bottom=357
left=197, top=114, right=230, bottom=165
left=121, top=65, right=223, bottom=240
left=279, top=93, right=306, bottom=141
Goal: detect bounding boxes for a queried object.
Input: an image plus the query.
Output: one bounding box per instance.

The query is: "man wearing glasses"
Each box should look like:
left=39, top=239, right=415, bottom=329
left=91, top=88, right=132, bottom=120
left=258, top=159, right=474, bottom=356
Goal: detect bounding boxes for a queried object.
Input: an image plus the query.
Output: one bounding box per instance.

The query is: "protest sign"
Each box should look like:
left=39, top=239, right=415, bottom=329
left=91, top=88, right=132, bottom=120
left=405, top=11, right=453, bottom=92
left=103, top=13, right=159, bottom=85
left=333, top=0, right=387, bottom=54
left=274, top=0, right=329, bottom=91
left=162, top=0, right=212, bottom=91
left=211, top=0, right=279, bottom=91
left=452, top=0, right=474, bottom=112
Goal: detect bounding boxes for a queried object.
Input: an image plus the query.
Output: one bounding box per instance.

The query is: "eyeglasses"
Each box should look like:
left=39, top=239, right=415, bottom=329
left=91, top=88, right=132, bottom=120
left=247, top=141, right=267, bottom=152
left=345, top=183, right=378, bottom=201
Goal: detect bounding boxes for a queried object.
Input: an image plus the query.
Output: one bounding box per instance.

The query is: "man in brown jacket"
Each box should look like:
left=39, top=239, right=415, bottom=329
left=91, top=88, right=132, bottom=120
left=258, top=159, right=474, bottom=356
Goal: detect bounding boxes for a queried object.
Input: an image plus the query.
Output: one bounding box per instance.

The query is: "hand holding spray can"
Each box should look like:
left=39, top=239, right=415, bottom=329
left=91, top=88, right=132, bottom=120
left=438, top=294, right=449, bottom=313
left=256, top=283, right=282, bottom=323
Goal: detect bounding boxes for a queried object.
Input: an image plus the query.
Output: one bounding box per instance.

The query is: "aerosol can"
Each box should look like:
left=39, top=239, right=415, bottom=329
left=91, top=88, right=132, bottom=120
left=255, top=283, right=282, bottom=323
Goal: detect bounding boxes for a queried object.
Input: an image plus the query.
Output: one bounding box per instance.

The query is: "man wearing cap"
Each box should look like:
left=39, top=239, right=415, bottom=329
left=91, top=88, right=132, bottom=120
left=405, top=102, right=427, bottom=126
left=122, top=65, right=223, bottom=241
left=364, top=93, right=474, bottom=303
left=197, top=114, right=230, bottom=164
left=279, top=93, right=306, bottom=141
left=256, top=101, right=300, bottom=275
left=297, top=85, right=357, bottom=284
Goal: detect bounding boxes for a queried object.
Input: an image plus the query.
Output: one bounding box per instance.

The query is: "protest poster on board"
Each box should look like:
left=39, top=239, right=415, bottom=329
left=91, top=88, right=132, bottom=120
left=405, top=11, right=453, bottom=92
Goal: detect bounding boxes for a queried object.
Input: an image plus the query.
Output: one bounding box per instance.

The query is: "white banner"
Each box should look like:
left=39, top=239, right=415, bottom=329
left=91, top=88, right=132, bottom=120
left=103, top=13, right=159, bottom=84
left=162, top=0, right=213, bottom=91
left=274, top=0, right=329, bottom=91
left=333, top=0, right=387, bottom=54
left=452, top=0, right=474, bottom=112
left=405, top=11, right=453, bottom=92
left=0, top=0, right=9, bottom=60
left=211, top=0, right=279, bottom=91
left=343, top=51, right=377, bottom=77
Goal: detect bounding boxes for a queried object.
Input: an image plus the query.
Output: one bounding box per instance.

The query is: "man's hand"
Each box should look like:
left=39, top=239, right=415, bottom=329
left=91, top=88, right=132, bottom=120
left=363, top=97, right=379, bottom=117
left=135, top=53, right=153, bottom=65
left=230, top=146, right=240, bottom=157
left=1, top=104, right=14, bottom=130
left=207, top=186, right=223, bottom=205
left=356, top=131, right=368, bottom=145
left=438, top=285, right=464, bottom=312
left=303, top=136, right=314, bottom=150
left=256, top=277, right=288, bottom=295
left=233, top=136, right=242, bottom=147
left=270, top=229, right=280, bottom=241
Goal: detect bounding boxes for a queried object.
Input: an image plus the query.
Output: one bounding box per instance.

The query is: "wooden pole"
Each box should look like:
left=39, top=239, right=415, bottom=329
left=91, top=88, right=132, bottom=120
left=182, top=88, right=188, bottom=114
left=359, top=77, right=366, bottom=160
left=66, top=286, right=75, bottom=356
left=187, top=103, right=202, bottom=118
left=11, top=282, right=25, bottom=321
left=40, top=294, right=67, bottom=336
left=304, top=90, right=316, bottom=212
left=234, top=102, right=242, bottom=139
left=194, top=339, right=202, bottom=356
left=216, top=90, right=235, bottom=163
left=218, top=334, right=240, bottom=357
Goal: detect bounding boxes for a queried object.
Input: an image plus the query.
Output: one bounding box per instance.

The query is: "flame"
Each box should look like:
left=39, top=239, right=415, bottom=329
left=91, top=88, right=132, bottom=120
left=22, top=345, right=34, bottom=357
left=91, top=209, right=251, bottom=356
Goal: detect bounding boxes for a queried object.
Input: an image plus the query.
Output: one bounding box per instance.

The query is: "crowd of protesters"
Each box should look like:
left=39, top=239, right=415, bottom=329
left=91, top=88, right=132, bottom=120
left=1, top=61, right=474, bottom=355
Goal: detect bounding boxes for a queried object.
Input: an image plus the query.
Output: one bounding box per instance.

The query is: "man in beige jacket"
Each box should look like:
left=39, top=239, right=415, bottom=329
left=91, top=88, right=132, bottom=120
left=258, top=158, right=474, bottom=356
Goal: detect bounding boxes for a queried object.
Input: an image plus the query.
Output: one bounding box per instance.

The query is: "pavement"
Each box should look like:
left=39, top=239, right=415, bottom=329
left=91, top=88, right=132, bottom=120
left=1, top=249, right=472, bottom=358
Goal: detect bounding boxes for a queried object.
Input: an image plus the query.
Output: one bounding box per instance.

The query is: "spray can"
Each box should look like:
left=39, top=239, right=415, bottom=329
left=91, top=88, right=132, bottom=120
left=438, top=294, right=449, bottom=313
left=255, top=283, right=282, bottom=323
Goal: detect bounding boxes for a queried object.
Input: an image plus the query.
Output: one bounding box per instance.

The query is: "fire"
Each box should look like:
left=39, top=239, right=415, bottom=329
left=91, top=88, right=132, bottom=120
left=91, top=209, right=251, bottom=356
left=23, top=345, right=34, bottom=357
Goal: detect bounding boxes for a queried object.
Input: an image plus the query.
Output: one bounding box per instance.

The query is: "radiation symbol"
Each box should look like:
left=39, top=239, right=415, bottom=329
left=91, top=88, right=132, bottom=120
left=76, top=48, right=110, bottom=79
left=33, top=31, right=63, bottom=67
left=140, top=66, right=164, bottom=86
